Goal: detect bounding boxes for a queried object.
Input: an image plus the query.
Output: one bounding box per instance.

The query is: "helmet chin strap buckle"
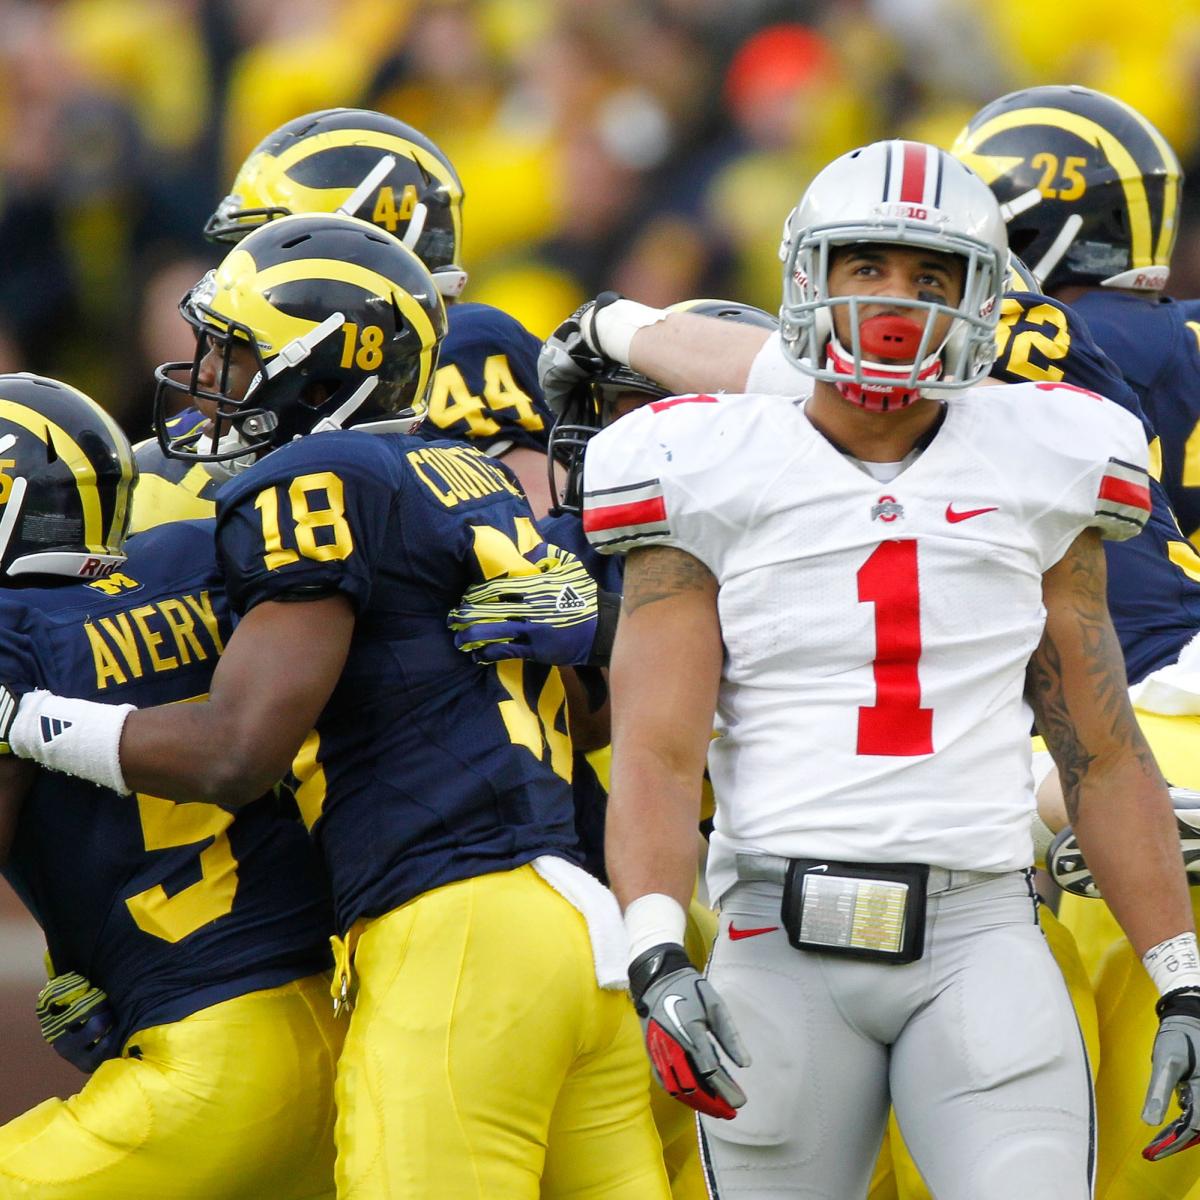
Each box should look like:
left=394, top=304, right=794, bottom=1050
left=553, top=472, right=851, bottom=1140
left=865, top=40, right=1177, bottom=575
left=264, top=312, right=346, bottom=380
left=240, top=412, right=278, bottom=439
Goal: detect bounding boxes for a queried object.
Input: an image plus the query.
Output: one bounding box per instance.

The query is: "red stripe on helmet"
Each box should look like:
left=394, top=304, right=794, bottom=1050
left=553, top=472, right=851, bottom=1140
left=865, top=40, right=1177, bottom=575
left=900, top=142, right=927, bottom=205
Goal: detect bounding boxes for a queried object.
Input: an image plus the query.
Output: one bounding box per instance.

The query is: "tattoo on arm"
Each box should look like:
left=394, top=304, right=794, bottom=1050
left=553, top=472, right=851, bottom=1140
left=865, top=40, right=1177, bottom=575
left=621, top=546, right=716, bottom=615
left=1026, top=530, right=1160, bottom=823
left=1026, top=629, right=1095, bottom=823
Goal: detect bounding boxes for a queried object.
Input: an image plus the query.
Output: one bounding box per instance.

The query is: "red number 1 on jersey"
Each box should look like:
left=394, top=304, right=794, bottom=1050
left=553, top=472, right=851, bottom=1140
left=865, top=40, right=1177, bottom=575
left=856, top=539, right=933, bottom=756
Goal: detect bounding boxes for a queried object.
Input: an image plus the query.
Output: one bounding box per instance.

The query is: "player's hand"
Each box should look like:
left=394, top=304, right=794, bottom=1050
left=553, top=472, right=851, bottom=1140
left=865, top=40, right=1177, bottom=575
left=448, top=549, right=599, bottom=666
left=1143, top=986, right=1200, bottom=1159
left=537, top=293, right=624, bottom=417
left=628, top=942, right=750, bottom=1120
left=36, top=972, right=120, bottom=1073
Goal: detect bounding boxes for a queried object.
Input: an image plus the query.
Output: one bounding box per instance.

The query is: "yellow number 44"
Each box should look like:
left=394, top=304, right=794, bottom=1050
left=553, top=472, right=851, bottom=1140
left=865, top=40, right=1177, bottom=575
left=371, top=184, right=417, bottom=232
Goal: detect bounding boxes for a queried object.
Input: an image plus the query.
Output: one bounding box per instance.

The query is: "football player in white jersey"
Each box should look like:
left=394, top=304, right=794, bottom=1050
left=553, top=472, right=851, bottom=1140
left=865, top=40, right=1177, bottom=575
left=577, top=140, right=1200, bottom=1199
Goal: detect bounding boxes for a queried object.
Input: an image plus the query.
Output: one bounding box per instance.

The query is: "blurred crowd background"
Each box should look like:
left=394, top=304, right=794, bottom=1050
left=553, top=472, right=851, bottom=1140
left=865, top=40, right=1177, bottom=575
left=1, top=0, right=1199, bottom=437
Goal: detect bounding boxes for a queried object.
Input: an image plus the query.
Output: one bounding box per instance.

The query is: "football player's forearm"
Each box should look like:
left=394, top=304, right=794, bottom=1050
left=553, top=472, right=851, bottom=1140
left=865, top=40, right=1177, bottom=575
left=119, top=704, right=287, bottom=807
left=606, top=745, right=704, bottom=911
left=121, top=594, right=355, bottom=807
left=628, top=314, right=766, bottom=396
left=1032, top=530, right=1192, bottom=953
left=606, top=545, right=721, bottom=909
left=1072, top=762, right=1193, bottom=956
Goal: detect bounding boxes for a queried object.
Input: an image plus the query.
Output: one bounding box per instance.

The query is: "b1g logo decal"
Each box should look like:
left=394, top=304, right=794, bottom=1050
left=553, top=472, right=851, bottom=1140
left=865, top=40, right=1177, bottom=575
left=871, top=495, right=903, bottom=523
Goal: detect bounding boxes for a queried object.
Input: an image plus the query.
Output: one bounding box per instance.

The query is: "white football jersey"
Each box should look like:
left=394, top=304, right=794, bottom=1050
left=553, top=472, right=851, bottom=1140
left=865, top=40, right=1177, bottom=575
left=583, top=384, right=1152, bottom=902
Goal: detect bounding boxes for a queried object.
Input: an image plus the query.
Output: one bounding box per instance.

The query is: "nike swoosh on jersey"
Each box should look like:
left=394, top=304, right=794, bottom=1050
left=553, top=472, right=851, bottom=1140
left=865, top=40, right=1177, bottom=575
left=728, top=923, right=780, bottom=940
left=945, top=503, right=999, bottom=523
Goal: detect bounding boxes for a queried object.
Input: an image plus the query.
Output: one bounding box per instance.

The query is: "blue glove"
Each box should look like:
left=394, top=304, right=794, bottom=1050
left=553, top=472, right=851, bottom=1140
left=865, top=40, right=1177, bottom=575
left=449, top=550, right=599, bottom=666
left=36, top=971, right=120, bottom=1073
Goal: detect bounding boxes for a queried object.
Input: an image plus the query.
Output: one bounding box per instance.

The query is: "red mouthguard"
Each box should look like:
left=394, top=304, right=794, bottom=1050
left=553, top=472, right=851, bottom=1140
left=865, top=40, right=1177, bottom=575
left=860, top=315, right=925, bottom=360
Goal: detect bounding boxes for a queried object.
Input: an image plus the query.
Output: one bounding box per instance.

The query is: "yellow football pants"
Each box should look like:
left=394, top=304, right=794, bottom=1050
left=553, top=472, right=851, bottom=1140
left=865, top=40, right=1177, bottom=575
left=1057, top=710, right=1200, bottom=1200
left=332, top=864, right=670, bottom=1199
left=0, top=972, right=342, bottom=1199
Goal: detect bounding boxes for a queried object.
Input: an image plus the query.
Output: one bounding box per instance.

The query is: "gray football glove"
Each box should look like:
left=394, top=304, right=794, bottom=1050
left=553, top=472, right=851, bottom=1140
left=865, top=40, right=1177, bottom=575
left=536, top=292, right=625, bottom=418
left=1143, top=987, right=1200, bottom=1159
left=628, top=943, right=749, bottom=1120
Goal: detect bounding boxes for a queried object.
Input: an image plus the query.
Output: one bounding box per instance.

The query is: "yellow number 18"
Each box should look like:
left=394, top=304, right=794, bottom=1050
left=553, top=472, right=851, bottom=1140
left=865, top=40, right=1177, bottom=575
left=253, top=471, right=355, bottom=570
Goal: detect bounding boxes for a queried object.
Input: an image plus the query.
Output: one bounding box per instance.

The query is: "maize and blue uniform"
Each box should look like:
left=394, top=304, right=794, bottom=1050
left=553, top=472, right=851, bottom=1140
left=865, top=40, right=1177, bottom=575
left=991, top=291, right=1200, bottom=684
left=416, top=302, right=553, bottom=454
left=130, top=302, right=553, bottom=535
left=992, top=293, right=1200, bottom=1200
left=214, top=430, right=668, bottom=1200
left=130, top=409, right=224, bottom=533
left=1070, top=291, right=1200, bottom=542
left=0, top=519, right=342, bottom=1200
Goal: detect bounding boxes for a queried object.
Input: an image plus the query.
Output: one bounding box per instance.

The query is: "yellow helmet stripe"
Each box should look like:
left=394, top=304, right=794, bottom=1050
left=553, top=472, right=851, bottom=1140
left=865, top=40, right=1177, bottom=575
left=0, top=400, right=106, bottom=551
left=1108, top=95, right=1182, bottom=262
left=55, top=381, right=135, bottom=545
left=272, top=130, right=462, bottom=199
left=253, top=257, right=442, bottom=348
left=958, top=108, right=1154, bottom=268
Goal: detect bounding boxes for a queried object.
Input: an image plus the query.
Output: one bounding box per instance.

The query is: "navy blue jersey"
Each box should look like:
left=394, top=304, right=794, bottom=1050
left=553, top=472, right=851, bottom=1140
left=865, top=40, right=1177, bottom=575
left=215, top=432, right=580, bottom=932
left=1069, top=291, right=1200, bottom=541
left=417, top=302, right=552, bottom=454
left=990, top=291, right=1200, bottom=681
left=130, top=429, right=225, bottom=533
left=538, top=510, right=624, bottom=596
left=0, top=520, right=333, bottom=1045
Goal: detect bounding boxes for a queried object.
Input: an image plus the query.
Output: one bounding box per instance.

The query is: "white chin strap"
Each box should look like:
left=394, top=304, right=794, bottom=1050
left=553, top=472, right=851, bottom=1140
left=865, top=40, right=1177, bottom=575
left=260, top=312, right=346, bottom=383
left=0, top=474, right=27, bottom=567
left=310, top=377, right=380, bottom=435
left=337, top=155, right=398, bottom=221
left=1029, top=214, right=1084, bottom=288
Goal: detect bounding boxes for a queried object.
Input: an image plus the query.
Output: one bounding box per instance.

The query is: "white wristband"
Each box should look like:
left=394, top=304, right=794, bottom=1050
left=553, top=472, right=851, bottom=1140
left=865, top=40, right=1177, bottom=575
left=9, top=689, right=134, bottom=796
left=1142, top=931, right=1200, bottom=996
left=590, top=300, right=667, bottom=365
left=624, top=892, right=687, bottom=964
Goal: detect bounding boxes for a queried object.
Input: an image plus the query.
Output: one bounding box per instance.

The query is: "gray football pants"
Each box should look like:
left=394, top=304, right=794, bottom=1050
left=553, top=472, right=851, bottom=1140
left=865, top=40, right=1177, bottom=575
left=697, top=869, right=1094, bottom=1199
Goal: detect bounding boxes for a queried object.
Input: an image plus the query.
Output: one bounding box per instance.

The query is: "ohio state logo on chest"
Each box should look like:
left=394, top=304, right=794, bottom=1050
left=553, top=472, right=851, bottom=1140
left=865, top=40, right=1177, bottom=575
left=871, top=495, right=904, bottom=523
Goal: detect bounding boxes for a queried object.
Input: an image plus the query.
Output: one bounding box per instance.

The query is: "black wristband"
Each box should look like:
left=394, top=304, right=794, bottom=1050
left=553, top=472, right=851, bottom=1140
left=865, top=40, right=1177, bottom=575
left=588, top=590, right=621, bottom=666
left=628, top=942, right=691, bottom=1012
left=1156, top=986, right=1200, bottom=1019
